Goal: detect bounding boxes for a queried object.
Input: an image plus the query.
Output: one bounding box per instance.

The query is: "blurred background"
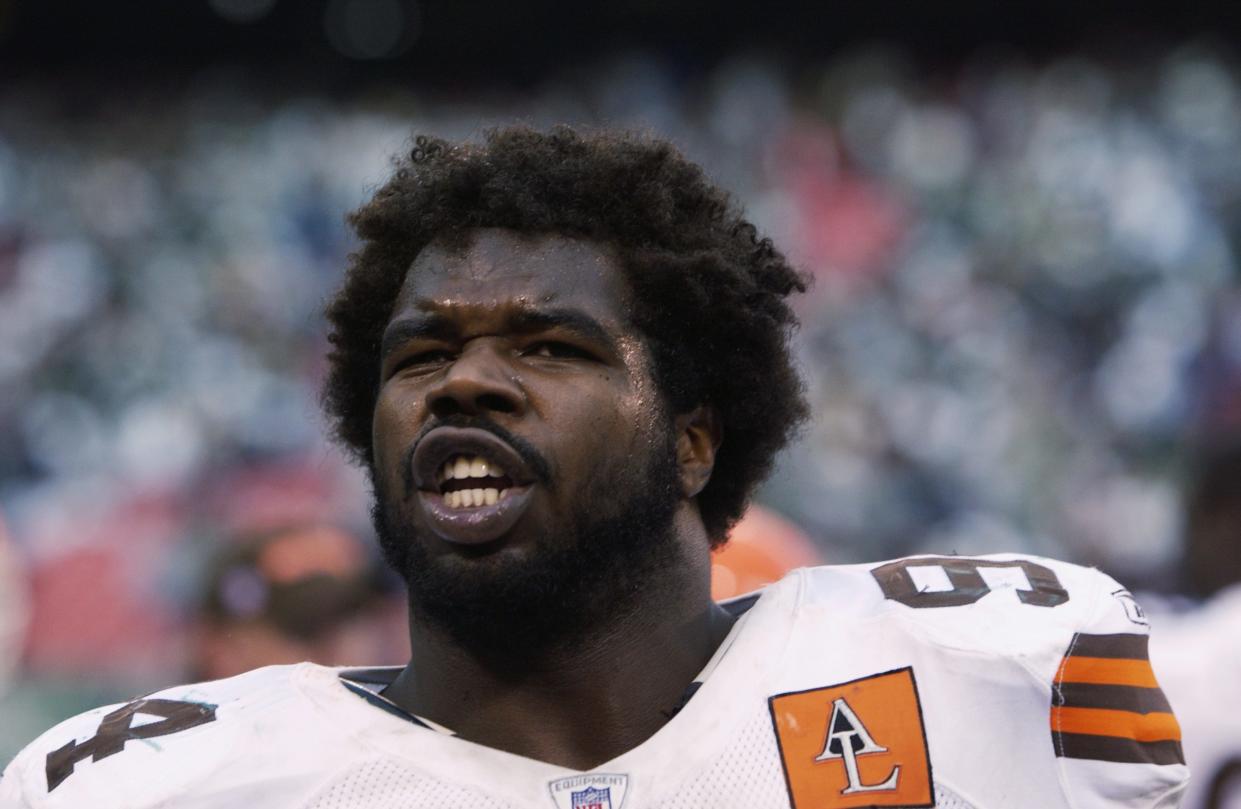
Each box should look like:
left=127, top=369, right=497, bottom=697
left=2, top=1, right=1240, bottom=803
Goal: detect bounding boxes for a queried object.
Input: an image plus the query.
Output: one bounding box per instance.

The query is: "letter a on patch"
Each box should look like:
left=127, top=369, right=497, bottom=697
left=768, top=667, right=933, bottom=809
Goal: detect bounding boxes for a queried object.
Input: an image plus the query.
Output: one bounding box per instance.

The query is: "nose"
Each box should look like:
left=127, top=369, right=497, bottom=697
left=425, top=341, right=526, bottom=419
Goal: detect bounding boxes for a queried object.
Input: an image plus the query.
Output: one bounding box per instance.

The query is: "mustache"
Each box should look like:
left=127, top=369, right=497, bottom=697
left=400, top=414, right=553, bottom=497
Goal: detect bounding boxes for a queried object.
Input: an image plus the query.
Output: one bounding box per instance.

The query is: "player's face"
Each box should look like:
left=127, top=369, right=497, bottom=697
left=369, top=228, right=682, bottom=651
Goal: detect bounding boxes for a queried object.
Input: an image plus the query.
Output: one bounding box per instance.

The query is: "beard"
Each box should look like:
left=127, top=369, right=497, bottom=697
left=370, top=420, right=683, bottom=666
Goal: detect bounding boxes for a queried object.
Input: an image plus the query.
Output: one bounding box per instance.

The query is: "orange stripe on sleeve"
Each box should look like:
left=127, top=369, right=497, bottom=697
left=1050, top=706, right=1182, bottom=742
left=1056, top=656, right=1160, bottom=688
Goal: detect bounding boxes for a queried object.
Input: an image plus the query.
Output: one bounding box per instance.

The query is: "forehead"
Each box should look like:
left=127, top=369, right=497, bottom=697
left=394, top=229, right=631, bottom=322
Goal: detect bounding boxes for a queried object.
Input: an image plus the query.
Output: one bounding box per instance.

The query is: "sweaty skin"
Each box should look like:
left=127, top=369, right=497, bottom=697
left=372, top=229, right=735, bottom=770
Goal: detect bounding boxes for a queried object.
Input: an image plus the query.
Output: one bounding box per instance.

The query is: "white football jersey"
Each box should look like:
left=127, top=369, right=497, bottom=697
left=1, top=554, right=1188, bottom=809
left=1147, top=583, right=1241, bottom=809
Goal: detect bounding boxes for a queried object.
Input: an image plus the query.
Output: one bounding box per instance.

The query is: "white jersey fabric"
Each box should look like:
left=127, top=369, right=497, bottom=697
left=1, top=554, right=1189, bottom=809
left=1147, top=583, right=1241, bottom=809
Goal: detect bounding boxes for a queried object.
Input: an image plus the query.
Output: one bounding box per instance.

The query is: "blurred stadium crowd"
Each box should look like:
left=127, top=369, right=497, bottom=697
left=2, top=42, right=1241, bottom=766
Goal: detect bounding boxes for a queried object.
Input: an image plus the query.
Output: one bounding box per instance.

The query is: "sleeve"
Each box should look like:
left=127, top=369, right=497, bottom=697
left=1051, top=569, right=1190, bottom=809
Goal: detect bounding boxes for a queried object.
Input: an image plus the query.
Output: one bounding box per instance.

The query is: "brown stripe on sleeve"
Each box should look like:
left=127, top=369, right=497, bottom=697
left=1053, top=732, right=1185, bottom=766
left=1068, top=632, right=1149, bottom=660
left=1053, top=682, right=1172, bottom=714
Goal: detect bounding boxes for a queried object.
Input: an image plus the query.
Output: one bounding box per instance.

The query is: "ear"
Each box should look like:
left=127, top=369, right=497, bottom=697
left=674, top=406, right=722, bottom=499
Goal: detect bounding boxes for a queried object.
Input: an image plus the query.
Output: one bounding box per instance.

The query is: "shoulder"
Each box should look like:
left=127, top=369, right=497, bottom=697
left=780, top=554, right=1188, bottom=807
left=787, top=554, right=1170, bottom=723
left=789, top=553, right=1146, bottom=657
left=0, top=664, right=329, bottom=809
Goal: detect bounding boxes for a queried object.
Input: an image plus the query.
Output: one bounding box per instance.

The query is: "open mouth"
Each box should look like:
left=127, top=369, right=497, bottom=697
left=436, top=454, right=517, bottom=509
left=410, top=426, right=540, bottom=545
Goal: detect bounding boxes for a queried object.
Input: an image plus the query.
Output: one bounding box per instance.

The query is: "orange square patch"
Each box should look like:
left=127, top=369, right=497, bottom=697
left=768, top=667, right=933, bottom=809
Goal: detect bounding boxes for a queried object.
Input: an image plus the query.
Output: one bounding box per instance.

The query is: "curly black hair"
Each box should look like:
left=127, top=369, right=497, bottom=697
left=323, top=126, right=809, bottom=544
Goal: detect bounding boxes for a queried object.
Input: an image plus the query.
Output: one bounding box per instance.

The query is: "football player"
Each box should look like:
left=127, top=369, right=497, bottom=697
left=1, top=128, right=1189, bottom=808
left=1148, top=442, right=1241, bottom=809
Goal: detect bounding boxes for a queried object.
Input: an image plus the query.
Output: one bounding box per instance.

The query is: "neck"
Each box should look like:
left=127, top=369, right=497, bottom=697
left=383, top=516, right=735, bottom=769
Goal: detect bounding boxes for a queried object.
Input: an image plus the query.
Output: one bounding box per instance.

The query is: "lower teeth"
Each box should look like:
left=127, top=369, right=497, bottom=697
left=446, top=488, right=508, bottom=508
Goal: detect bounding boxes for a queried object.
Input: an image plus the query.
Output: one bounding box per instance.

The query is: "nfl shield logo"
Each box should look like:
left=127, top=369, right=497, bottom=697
left=548, top=773, right=628, bottom=809
left=571, top=786, right=611, bottom=809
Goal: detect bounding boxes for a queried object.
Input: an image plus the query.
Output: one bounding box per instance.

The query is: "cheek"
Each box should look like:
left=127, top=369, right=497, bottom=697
left=371, top=386, right=419, bottom=471
left=567, top=391, right=655, bottom=459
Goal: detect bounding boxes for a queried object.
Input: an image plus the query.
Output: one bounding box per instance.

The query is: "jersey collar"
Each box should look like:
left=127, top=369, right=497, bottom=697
left=296, top=572, right=800, bottom=809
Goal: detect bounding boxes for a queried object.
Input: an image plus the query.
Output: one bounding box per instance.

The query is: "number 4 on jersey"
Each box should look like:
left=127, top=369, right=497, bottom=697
left=45, top=699, right=217, bottom=791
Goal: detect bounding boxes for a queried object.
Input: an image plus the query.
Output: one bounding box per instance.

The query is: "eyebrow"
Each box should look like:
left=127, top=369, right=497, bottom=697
left=380, top=306, right=619, bottom=361
left=509, top=308, right=617, bottom=352
left=380, top=314, right=456, bottom=362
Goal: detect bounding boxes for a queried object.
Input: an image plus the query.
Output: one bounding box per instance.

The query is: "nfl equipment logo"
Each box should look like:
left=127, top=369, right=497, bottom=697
left=571, top=786, right=612, bottom=809
left=548, top=773, right=628, bottom=809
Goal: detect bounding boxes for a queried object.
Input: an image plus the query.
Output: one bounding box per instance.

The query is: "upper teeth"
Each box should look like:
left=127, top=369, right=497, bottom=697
left=439, top=455, right=501, bottom=483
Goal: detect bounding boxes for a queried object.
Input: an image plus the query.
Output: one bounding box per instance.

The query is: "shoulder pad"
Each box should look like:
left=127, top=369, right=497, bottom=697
left=796, top=553, right=1137, bottom=658
left=0, top=665, right=313, bottom=808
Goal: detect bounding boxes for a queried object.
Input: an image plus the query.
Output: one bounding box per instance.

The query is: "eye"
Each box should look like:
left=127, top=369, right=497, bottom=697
left=391, top=350, right=453, bottom=375
left=526, top=341, right=594, bottom=360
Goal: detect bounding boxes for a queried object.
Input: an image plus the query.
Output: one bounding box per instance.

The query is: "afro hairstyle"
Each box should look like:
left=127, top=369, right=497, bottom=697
left=323, top=126, right=808, bottom=544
